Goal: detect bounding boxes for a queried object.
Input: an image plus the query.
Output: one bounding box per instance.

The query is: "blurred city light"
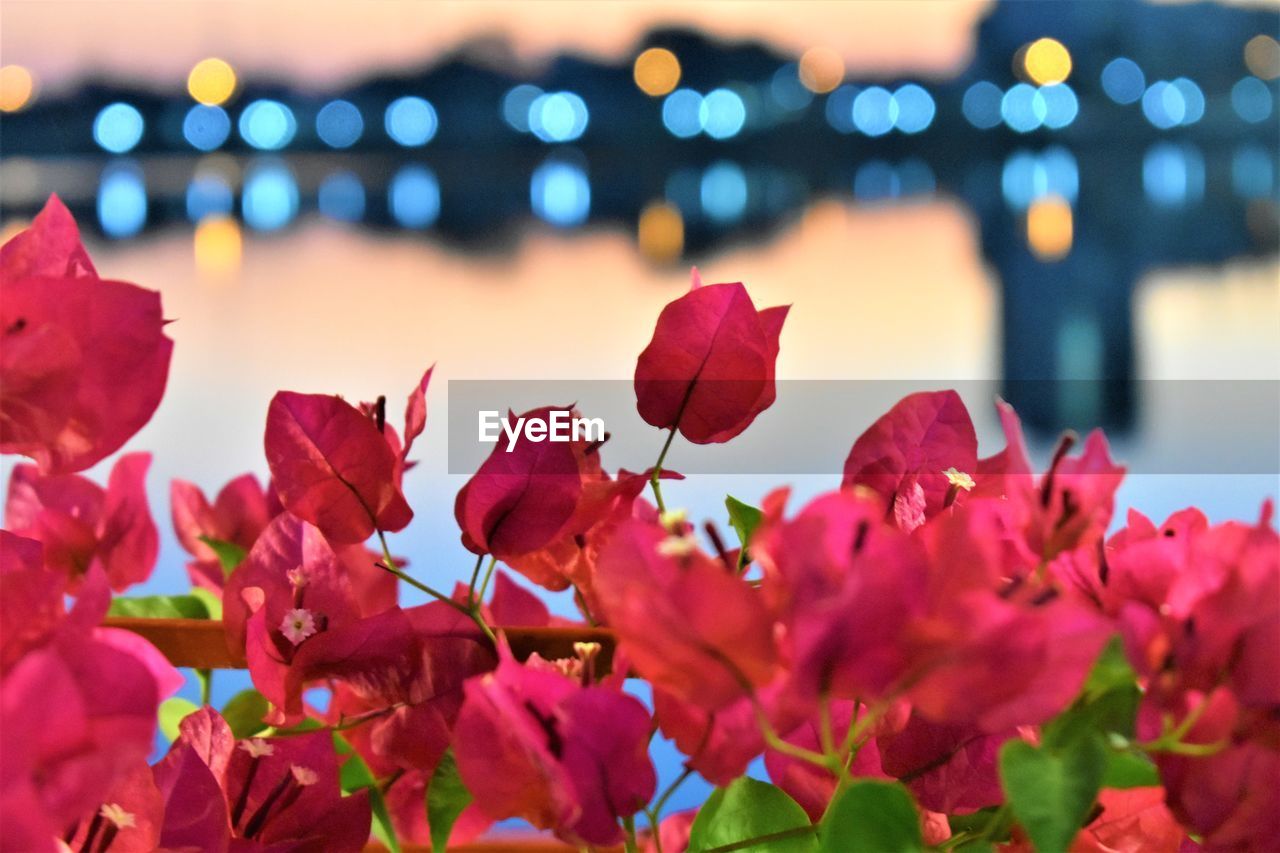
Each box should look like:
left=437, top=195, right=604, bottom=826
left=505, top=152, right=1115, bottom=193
left=1101, top=58, right=1146, bottom=104
left=633, top=48, right=681, bottom=97
left=961, top=81, right=1004, bottom=129
left=187, top=58, right=237, bottom=106
left=529, top=91, right=588, bottom=143
left=700, top=88, right=747, bottom=139
left=854, top=160, right=900, bottom=201
left=1001, top=84, right=1046, bottom=133
left=1039, top=83, right=1079, bottom=129
left=0, top=65, right=35, bottom=112
left=1232, top=145, right=1275, bottom=198
left=185, top=174, right=234, bottom=221
left=1002, top=147, right=1078, bottom=210
left=798, top=46, right=845, bottom=94
left=637, top=201, right=684, bottom=263
left=825, top=84, right=859, bottom=133
left=1231, top=76, right=1274, bottom=123
left=239, top=100, right=297, bottom=150
left=93, top=103, right=145, bottom=153
left=770, top=63, right=812, bottom=111
left=531, top=160, right=590, bottom=227
left=97, top=162, right=147, bottom=237
left=892, top=84, right=935, bottom=134
left=662, top=88, right=704, bottom=138
left=1244, top=34, right=1280, bottom=80
left=385, top=96, right=438, bottom=146
left=700, top=161, right=748, bottom=223
left=1142, top=81, right=1184, bottom=129
left=852, top=86, right=897, bottom=137
left=389, top=165, right=441, bottom=228
left=315, top=100, right=364, bottom=148
left=1170, top=78, right=1205, bottom=125
left=1026, top=195, right=1073, bottom=260
left=317, top=171, right=366, bottom=222
left=183, top=105, right=231, bottom=151
left=193, top=215, right=242, bottom=276
left=1022, top=37, right=1073, bottom=85
left=502, top=85, right=542, bottom=132
left=1144, top=143, right=1205, bottom=207
left=242, top=161, right=299, bottom=230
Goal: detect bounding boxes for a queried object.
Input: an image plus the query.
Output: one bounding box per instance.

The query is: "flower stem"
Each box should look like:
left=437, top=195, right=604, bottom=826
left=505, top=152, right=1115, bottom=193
left=650, top=428, right=677, bottom=513
left=466, top=552, right=485, bottom=607
left=623, top=815, right=639, bottom=853
left=476, top=556, right=499, bottom=603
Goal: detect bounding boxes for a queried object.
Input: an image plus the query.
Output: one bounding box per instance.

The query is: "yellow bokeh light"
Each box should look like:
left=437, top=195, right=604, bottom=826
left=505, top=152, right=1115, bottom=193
left=1026, top=196, right=1073, bottom=261
left=1245, top=34, right=1280, bottom=81
left=637, top=202, right=684, bottom=264
left=194, top=215, right=243, bottom=276
left=187, top=58, right=237, bottom=106
left=1022, top=37, right=1072, bottom=85
left=0, top=65, right=36, bottom=113
left=798, top=46, right=845, bottom=94
left=633, top=48, right=681, bottom=97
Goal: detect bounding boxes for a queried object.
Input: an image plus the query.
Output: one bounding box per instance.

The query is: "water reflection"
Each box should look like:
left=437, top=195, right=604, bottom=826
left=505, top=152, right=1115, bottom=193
left=530, top=159, right=590, bottom=226
left=241, top=160, right=298, bottom=230
left=97, top=162, right=147, bottom=237
left=389, top=165, right=440, bottom=228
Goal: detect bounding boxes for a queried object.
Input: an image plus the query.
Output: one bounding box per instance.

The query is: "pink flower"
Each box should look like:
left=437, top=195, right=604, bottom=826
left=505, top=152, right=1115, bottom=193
left=4, top=452, right=158, bottom=592
left=0, top=195, right=173, bottom=475
left=170, top=473, right=278, bottom=591
left=635, top=271, right=788, bottom=444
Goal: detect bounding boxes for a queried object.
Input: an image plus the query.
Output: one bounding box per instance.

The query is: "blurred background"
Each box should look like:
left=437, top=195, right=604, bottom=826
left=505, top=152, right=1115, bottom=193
left=2, top=0, right=1278, bottom=829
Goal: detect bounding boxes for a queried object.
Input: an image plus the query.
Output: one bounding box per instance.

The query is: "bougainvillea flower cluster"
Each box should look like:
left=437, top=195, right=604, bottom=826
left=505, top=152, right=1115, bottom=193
left=2, top=198, right=1277, bottom=852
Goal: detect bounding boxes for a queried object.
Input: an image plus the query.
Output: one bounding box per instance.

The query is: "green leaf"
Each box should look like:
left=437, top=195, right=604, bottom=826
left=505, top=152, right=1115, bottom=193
left=999, top=736, right=1105, bottom=853
left=687, top=777, right=816, bottom=853
left=1101, top=750, right=1160, bottom=789
left=199, top=535, right=247, bottom=577
left=190, top=586, right=223, bottom=621
left=159, top=697, right=199, bottom=743
left=1043, top=637, right=1141, bottom=752
left=221, top=689, right=270, bottom=739
left=427, top=749, right=472, bottom=853
left=333, top=733, right=400, bottom=853
left=725, top=495, right=764, bottom=568
left=818, top=780, right=923, bottom=853
left=108, top=594, right=212, bottom=619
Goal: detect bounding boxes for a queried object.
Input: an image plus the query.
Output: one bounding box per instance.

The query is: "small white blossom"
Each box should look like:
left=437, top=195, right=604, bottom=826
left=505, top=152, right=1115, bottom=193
left=290, top=765, right=319, bottom=786
left=280, top=608, right=317, bottom=645
left=99, top=803, right=135, bottom=830
left=942, top=467, right=976, bottom=491
left=239, top=738, right=274, bottom=758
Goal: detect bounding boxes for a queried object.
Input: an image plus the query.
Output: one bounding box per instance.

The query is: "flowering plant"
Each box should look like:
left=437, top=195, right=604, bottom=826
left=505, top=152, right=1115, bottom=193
left=1, top=197, right=1276, bottom=851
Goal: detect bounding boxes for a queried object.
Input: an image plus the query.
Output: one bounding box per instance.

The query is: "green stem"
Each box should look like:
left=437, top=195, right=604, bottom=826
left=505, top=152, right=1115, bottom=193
left=199, top=668, right=213, bottom=706
left=372, top=531, right=492, bottom=645
left=650, top=428, right=677, bottom=514
left=476, top=556, right=499, bottom=603
left=703, top=825, right=817, bottom=853
left=466, top=552, right=485, bottom=607
left=650, top=766, right=694, bottom=823
left=623, top=815, right=639, bottom=853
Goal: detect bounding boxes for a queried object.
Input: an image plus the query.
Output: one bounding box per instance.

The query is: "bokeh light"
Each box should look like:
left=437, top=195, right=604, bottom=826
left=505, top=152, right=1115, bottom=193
left=798, top=47, right=845, bottom=94
left=700, top=88, right=747, bottom=140
left=182, top=105, right=231, bottom=151
left=315, top=100, right=364, bottom=148
left=1039, top=84, right=1079, bottom=129
left=1244, top=34, right=1280, bottom=80
left=662, top=89, right=704, bottom=138
left=502, top=85, right=542, bottom=132
left=852, top=86, right=897, bottom=137
left=1232, top=145, right=1275, bottom=199
left=1231, top=76, right=1274, bottom=124
left=962, top=81, right=1004, bottom=129
left=238, top=100, right=297, bottom=150
left=0, top=65, right=35, bottom=112
left=242, top=161, right=299, bottom=230
left=700, top=161, right=748, bottom=223
left=1142, top=81, right=1185, bottom=129
left=529, top=91, right=589, bottom=143
left=530, top=160, right=590, bottom=227
left=892, top=84, right=935, bottom=134
left=389, top=165, right=441, bottom=228
left=385, top=96, right=438, bottom=146
left=318, top=171, right=366, bottom=222
left=1170, top=78, right=1205, bottom=125
left=1002, top=147, right=1078, bottom=210
left=1026, top=196, right=1073, bottom=260
left=1144, top=143, right=1205, bottom=207
left=193, top=216, right=242, bottom=276
left=1022, top=37, right=1073, bottom=85
left=633, top=48, right=681, bottom=97
left=1001, top=84, right=1046, bottom=133
left=854, top=160, right=900, bottom=202
left=637, top=201, right=684, bottom=263
left=97, top=163, right=147, bottom=237
left=185, top=174, right=234, bottom=221
left=187, top=58, right=237, bottom=106
left=770, top=64, right=812, bottom=111
left=1101, top=58, right=1145, bottom=104
left=825, top=84, right=859, bottom=133
left=94, top=103, right=145, bottom=153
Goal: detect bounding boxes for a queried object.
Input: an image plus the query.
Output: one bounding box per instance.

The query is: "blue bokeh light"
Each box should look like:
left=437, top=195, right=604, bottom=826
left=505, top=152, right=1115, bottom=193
left=662, top=89, right=704, bottom=138
left=385, top=96, right=438, bottom=147
left=530, top=160, right=590, bottom=227
left=1002, top=84, right=1046, bottom=133
left=316, top=100, right=364, bottom=149
left=1143, top=143, right=1205, bottom=207
left=700, top=88, right=747, bottom=140
left=1039, top=84, right=1079, bottom=130
left=854, top=161, right=900, bottom=201
left=238, top=100, right=297, bottom=150
left=529, top=92, right=589, bottom=143
left=961, top=81, right=1004, bottom=129
left=502, top=84, right=543, bottom=132
left=97, top=163, right=147, bottom=237
left=318, top=171, right=366, bottom=222
left=770, top=64, right=812, bottom=111
left=892, top=84, right=935, bottom=134
left=1001, top=147, right=1079, bottom=210
left=852, top=87, right=897, bottom=137
left=242, top=161, right=299, bottom=230
left=1232, top=145, right=1275, bottom=198
left=825, top=84, right=859, bottom=134
left=182, top=105, right=231, bottom=152
left=1171, top=78, right=1204, bottom=125
left=185, top=174, right=234, bottom=221
left=93, top=103, right=145, bottom=154
left=1142, top=81, right=1185, bottom=129
left=1101, top=58, right=1146, bottom=104
left=1231, top=77, right=1274, bottom=124
left=700, top=161, right=748, bottom=223
left=389, top=165, right=441, bottom=228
